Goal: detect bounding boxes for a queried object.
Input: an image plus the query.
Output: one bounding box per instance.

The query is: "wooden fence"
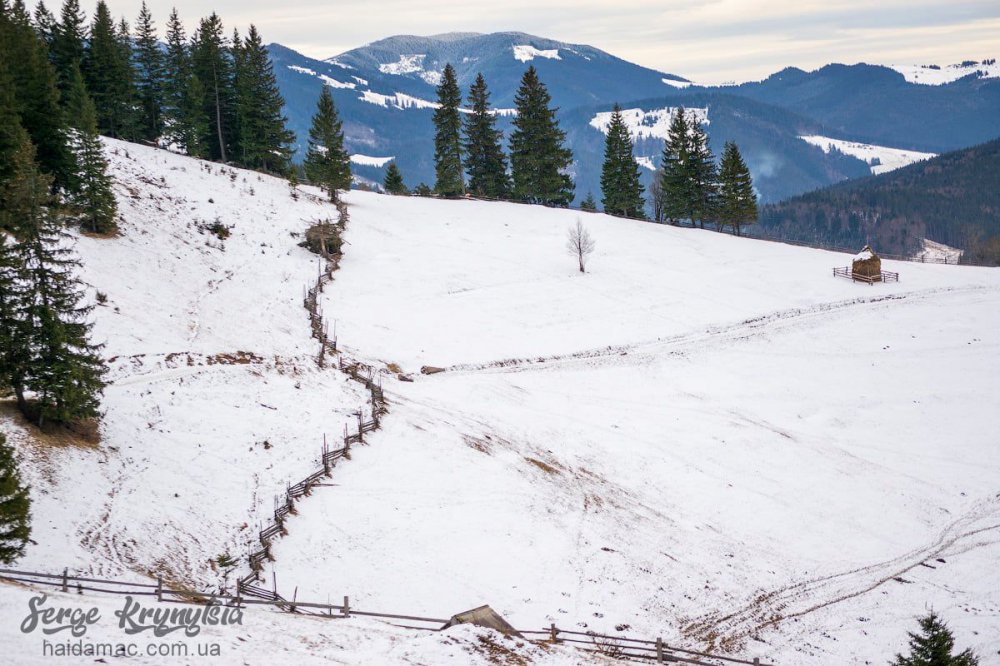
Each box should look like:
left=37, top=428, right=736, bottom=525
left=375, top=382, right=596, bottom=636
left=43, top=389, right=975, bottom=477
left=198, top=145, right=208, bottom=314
left=238, top=197, right=390, bottom=600
left=0, top=567, right=773, bottom=665
left=832, top=266, right=901, bottom=284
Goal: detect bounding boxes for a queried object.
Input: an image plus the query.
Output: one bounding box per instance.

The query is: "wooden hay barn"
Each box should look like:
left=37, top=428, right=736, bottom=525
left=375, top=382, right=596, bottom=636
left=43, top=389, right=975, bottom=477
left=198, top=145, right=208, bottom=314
left=852, top=244, right=882, bottom=281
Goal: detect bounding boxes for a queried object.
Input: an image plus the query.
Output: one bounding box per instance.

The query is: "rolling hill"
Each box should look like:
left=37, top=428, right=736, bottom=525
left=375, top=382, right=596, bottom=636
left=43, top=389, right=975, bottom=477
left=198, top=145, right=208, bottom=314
left=759, top=137, right=1000, bottom=263
left=3, top=138, right=999, bottom=663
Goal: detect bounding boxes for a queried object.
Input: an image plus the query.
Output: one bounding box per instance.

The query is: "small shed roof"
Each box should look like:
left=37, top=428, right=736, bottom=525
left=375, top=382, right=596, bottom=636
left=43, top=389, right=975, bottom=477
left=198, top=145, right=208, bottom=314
left=441, top=605, right=522, bottom=637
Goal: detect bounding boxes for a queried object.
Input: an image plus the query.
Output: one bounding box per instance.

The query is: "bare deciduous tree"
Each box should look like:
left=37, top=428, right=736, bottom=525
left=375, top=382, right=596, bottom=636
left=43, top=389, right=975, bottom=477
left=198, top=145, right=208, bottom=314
left=566, top=219, right=596, bottom=273
left=649, top=169, right=664, bottom=223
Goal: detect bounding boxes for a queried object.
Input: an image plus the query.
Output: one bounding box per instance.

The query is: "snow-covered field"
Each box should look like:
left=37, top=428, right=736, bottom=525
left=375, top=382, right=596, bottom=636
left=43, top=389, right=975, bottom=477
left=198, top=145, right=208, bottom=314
left=889, top=60, right=1000, bottom=85
left=272, top=191, right=998, bottom=663
left=3, top=141, right=999, bottom=664
left=799, top=135, right=936, bottom=174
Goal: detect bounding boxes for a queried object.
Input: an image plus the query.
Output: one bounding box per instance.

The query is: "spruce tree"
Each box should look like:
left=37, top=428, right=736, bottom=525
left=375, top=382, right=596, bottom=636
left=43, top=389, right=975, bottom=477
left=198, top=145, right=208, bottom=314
left=599, top=104, right=645, bottom=218
left=432, top=63, right=463, bottom=197
left=51, top=0, right=86, bottom=105
left=1, top=2, right=75, bottom=190
left=12, top=140, right=106, bottom=424
left=893, top=612, right=979, bottom=666
left=463, top=73, right=509, bottom=199
left=658, top=107, right=690, bottom=225
left=0, top=53, right=27, bottom=201
left=717, top=141, right=757, bottom=235
left=83, top=1, right=135, bottom=138
left=133, top=1, right=163, bottom=142
left=0, top=138, right=51, bottom=412
left=235, top=25, right=293, bottom=173
left=190, top=13, right=235, bottom=162
left=580, top=191, right=597, bottom=212
left=509, top=66, right=574, bottom=206
left=303, top=85, right=350, bottom=199
left=382, top=162, right=406, bottom=194
left=179, top=73, right=209, bottom=158
left=161, top=7, right=188, bottom=146
left=65, top=74, right=117, bottom=234
left=0, top=432, right=31, bottom=564
left=31, top=1, right=57, bottom=49
left=687, top=113, right=718, bottom=229
left=0, top=231, right=32, bottom=404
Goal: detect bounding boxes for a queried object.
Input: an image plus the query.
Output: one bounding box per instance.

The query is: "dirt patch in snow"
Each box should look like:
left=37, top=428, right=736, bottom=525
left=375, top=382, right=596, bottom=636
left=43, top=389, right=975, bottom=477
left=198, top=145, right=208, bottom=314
left=0, top=401, right=101, bottom=448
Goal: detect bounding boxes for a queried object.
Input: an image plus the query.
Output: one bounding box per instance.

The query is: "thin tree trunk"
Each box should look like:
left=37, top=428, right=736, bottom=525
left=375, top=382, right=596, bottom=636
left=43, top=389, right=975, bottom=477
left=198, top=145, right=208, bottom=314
left=212, top=61, right=226, bottom=163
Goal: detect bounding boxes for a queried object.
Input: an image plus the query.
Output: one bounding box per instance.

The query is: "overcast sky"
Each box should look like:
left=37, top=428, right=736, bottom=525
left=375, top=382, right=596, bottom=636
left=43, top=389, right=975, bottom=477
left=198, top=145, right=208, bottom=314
left=39, top=1, right=1000, bottom=83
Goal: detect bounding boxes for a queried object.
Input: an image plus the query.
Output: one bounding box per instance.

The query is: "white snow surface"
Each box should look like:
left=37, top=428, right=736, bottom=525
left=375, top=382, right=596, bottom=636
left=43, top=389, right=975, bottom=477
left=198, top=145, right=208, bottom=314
left=0, top=137, right=372, bottom=592
left=350, top=154, right=395, bottom=168
left=662, top=77, right=693, bottom=88
left=4, top=141, right=1000, bottom=664
left=889, top=59, right=1000, bottom=85
left=359, top=89, right=439, bottom=110
left=378, top=54, right=427, bottom=75
left=273, top=190, right=998, bottom=664
left=286, top=64, right=356, bottom=89
left=512, top=44, right=562, bottom=62
left=590, top=106, right=710, bottom=142
left=635, top=155, right=657, bottom=171
left=799, top=135, right=937, bottom=175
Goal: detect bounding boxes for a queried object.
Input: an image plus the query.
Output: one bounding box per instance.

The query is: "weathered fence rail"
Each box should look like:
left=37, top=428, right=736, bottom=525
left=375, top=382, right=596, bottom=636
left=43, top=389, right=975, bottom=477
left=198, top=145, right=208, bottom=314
left=237, top=197, right=390, bottom=600
left=833, top=266, right=901, bottom=284
left=0, top=567, right=773, bottom=665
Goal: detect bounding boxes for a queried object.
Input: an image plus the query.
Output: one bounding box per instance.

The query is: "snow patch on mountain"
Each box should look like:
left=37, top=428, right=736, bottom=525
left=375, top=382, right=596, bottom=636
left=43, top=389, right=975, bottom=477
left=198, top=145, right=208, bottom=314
left=512, top=44, right=561, bottom=63
left=889, top=59, right=999, bottom=85
left=662, top=77, right=692, bottom=88
left=324, top=56, right=354, bottom=70
left=420, top=70, right=442, bottom=85
left=378, top=54, right=427, bottom=75
left=799, top=135, right=936, bottom=174
left=636, top=156, right=657, bottom=171
left=359, top=90, right=439, bottom=111
left=286, top=65, right=356, bottom=89
left=350, top=154, right=394, bottom=167
left=589, top=106, right=710, bottom=142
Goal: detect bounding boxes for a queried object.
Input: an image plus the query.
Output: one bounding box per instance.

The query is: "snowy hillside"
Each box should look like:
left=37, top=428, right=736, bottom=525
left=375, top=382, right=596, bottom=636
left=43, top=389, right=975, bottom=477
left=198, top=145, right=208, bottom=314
left=275, top=191, right=999, bottom=664
left=3, top=140, right=1000, bottom=664
left=889, top=59, right=1000, bottom=85
left=799, top=135, right=937, bottom=174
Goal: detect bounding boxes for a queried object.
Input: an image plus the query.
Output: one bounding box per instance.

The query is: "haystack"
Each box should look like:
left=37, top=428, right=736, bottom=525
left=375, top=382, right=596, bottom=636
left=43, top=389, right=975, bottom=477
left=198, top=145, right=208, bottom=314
left=441, top=605, right=522, bottom=637
left=852, top=244, right=882, bottom=281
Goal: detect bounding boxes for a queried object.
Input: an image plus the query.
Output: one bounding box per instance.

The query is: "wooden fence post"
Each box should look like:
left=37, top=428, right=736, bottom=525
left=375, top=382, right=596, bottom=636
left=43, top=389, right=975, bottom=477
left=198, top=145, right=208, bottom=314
left=656, top=637, right=663, bottom=662
left=549, top=623, right=558, bottom=642
left=156, top=577, right=163, bottom=602
left=61, top=568, right=68, bottom=593
left=753, top=659, right=760, bottom=666
left=342, top=595, right=350, bottom=617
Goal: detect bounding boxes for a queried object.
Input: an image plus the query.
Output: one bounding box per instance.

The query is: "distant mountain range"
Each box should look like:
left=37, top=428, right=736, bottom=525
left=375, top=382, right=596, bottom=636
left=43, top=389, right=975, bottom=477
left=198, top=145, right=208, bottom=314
left=268, top=32, right=1000, bottom=208
left=759, top=137, right=1000, bottom=264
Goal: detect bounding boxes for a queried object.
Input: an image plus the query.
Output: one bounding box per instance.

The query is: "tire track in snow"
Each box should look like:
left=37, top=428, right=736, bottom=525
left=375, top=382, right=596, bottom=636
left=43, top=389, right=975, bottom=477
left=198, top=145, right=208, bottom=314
left=681, top=491, right=1000, bottom=649
left=439, top=286, right=996, bottom=377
